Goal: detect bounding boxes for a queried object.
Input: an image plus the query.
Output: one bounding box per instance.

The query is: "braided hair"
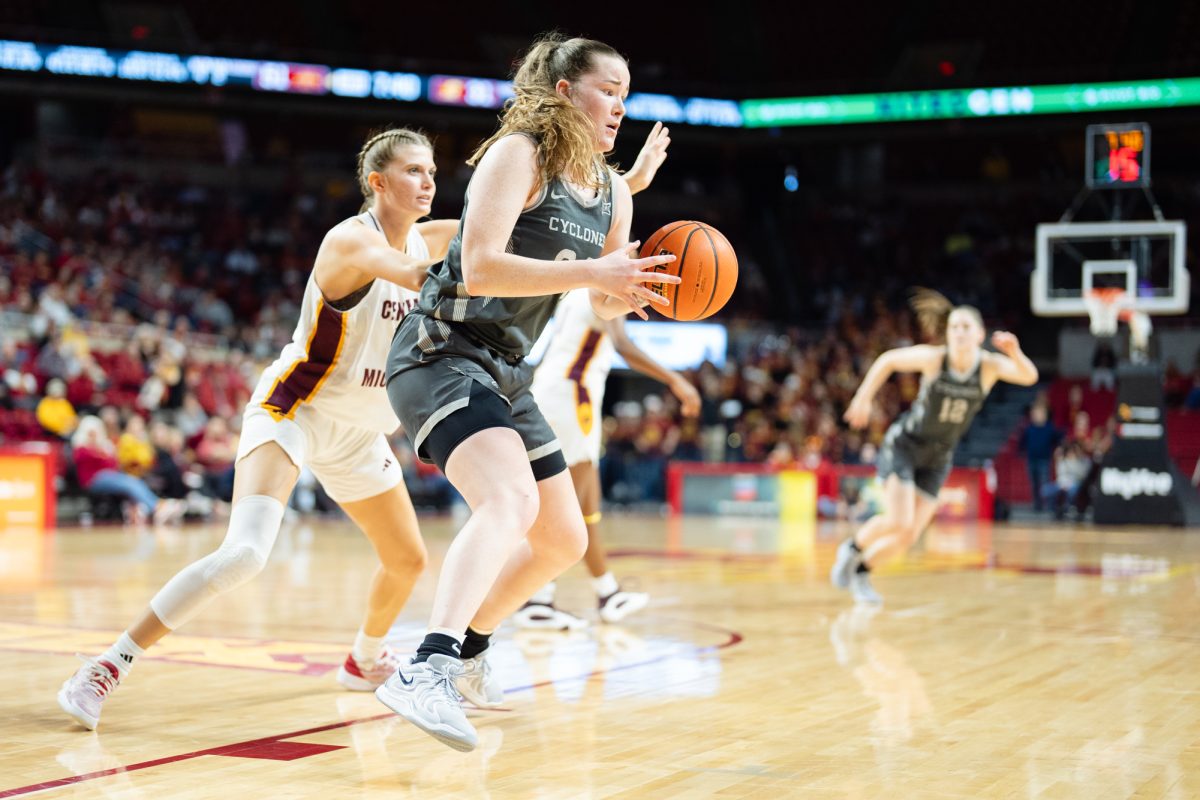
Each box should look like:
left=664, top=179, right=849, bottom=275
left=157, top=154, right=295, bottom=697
left=356, top=128, right=432, bottom=210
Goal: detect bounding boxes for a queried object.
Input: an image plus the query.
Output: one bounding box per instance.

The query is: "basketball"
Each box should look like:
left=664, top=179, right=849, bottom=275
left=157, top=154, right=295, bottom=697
left=640, top=221, right=738, bottom=321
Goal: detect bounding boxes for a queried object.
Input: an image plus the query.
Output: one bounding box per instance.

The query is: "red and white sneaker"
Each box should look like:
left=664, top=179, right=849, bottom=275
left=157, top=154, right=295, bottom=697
left=337, top=645, right=402, bottom=691
left=58, top=655, right=122, bottom=731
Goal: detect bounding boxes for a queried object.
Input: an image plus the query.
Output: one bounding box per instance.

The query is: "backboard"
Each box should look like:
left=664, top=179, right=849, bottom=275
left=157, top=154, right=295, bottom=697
left=1031, top=220, right=1188, bottom=316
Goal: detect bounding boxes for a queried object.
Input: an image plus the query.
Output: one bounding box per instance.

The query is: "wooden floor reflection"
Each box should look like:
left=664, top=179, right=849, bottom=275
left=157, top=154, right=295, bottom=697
left=2, top=513, right=1199, bottom=798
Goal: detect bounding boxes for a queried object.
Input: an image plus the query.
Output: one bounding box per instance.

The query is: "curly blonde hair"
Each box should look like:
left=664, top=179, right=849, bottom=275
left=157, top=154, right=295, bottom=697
left=356, top=127, right=433, bottom=210
left=910, top=287, right=983, bottom=340
left=468, top=32, right=624, bottom=191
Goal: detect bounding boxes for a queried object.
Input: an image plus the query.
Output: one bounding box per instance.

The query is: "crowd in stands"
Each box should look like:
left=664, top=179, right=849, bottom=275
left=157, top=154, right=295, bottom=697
left=3, top=155, right=1199, bottom=523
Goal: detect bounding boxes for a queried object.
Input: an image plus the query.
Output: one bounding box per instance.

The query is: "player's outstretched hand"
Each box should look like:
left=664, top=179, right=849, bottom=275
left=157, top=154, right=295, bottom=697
left=991, top=331, right=1021, bottom=356
left=624, top=122, right=671, bottom=195
left=589, top=241, right=678, bottom=320
left=843, top=396, right=872, bottom=430
left=669, top=374, right=702, bottom=417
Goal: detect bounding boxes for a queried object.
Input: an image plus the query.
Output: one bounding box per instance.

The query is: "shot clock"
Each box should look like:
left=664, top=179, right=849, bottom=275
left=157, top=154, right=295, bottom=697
left=1086, top=122, right=1150, bottom=188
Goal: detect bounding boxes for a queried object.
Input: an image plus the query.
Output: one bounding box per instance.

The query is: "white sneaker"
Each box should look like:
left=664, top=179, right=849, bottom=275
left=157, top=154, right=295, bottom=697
left=337, top=645, right=402, bottom=691
left=58, top=655, right=122, bottom=730
left=457, top=647, right=504, bottom=708
left=830, top=538, right=861, bottom=590
left=375, top=654, right=478, bottom=752
left=513, top=601, right=588, bottom=631
left=849, top=570, right=883, bottom=605
left=598, top=589, right=649, bottom=624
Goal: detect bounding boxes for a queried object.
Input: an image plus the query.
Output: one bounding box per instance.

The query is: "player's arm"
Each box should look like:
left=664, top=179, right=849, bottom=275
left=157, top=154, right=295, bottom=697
left=984, top=331, right=1039, bottom=388
left=414, top=219, right=459, bottom=260
left=601, top=315, right=701, bottom=416
left=461, top=135, right=677, bottom=313
left=621, top=121, right=670, bottom=196
left=313, top=222, right=438, bottom=296
left=843, top=345, right=943, bottom=429
left=587, top=175, right=655, bottom=320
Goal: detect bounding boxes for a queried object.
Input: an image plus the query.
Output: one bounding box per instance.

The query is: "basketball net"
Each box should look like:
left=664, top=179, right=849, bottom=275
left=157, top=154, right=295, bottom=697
left=1085, top=288, right=1153, bottom=361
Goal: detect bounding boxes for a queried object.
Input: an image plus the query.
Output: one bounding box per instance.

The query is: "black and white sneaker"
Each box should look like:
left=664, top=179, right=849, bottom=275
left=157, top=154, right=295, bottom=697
left=513, top=601, right=588, bottom=631
left=598, top=588, right=649, bottom=623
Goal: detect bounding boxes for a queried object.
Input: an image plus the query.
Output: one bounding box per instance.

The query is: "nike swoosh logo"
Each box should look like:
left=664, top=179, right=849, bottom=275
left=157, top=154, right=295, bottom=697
left=550, top=190, right=569, bottom=200
left=396, top=669, right=414, bottom=685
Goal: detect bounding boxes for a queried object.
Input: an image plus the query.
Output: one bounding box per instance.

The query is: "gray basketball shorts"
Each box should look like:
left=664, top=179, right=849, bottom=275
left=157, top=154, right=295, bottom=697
left=876, top=424, right=953, bottom=500
left=386, top=312, right=566, bottom=481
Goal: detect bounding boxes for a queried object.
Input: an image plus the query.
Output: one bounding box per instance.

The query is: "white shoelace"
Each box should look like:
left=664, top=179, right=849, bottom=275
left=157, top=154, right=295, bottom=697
left=372, top=647, right=401, bottom=672
left=431, top=662, right=465, bottom=704
left=73, top=654, right=118, bottom=698
left=463, top=654, right=491, bottom=682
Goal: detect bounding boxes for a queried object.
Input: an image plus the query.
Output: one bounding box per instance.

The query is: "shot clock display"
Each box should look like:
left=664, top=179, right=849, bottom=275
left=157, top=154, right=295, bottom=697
left=1086, top=122, right=1150, bottom=188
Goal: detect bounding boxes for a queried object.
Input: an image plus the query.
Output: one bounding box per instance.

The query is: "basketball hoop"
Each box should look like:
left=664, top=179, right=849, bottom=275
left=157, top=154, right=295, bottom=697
left=1085, top=287, right=1154, bottom=361
left=1085, top=288, right=1129, bottom=337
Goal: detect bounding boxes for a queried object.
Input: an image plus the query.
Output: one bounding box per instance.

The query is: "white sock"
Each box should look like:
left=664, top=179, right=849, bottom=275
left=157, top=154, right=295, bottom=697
left=529, top=582, right=556, bottom=605
left=100, top=631, right=145, bottom=678
left=593, top=572, right=619, bottom=598
left=352, top=629, right=386, bottom=665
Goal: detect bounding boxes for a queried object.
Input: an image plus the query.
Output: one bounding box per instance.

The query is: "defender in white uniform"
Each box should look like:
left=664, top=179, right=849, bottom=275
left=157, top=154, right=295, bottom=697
left=59, top=128, right=461, bottom=731
left=532, top=289, right=616, bottom=467
left=521, top=287, right=700, bottom=628
left=238, top=214, right=425, bottom=502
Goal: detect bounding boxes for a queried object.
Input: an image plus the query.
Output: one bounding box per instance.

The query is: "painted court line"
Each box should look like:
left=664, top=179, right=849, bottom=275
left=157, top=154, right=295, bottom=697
left=0, top=623, right=742, bottom=797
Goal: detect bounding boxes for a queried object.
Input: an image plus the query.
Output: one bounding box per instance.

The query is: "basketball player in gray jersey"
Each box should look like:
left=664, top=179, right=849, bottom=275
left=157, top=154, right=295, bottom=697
left=832, top=289, right=1039, bottom=604
left=376, top=33, right=679, bottom=751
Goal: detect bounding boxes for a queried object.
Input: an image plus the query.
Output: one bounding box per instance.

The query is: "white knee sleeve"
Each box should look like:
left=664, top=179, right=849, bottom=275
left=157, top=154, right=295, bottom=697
left=150, top=495, right=285, bottom=630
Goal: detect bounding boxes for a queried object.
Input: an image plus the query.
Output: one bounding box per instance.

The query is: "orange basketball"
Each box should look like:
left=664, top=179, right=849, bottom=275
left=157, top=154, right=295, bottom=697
left=639, top=221, right=737, bottom=321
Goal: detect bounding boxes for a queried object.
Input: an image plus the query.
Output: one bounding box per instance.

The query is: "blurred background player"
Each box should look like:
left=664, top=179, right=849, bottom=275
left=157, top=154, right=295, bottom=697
left=57, top=128, right=456, bottom=730
left=832, top=288, right=1039, bottom=604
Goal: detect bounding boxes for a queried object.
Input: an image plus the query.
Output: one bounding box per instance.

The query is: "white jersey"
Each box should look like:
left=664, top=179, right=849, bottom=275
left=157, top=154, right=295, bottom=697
left=531, top=290, right=613, bottom=459
left=251, top=213, right=425, bottom=433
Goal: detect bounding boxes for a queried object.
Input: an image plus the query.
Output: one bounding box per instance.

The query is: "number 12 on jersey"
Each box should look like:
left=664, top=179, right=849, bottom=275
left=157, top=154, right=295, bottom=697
left=938, top=397, right=969, bottom=425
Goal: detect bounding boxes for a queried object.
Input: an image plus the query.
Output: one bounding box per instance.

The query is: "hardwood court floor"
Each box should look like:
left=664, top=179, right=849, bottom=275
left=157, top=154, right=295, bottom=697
left=2, top=513, right=1199, bottom=798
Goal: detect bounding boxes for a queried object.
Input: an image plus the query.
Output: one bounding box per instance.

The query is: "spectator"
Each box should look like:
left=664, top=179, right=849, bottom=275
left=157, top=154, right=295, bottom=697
left=174, top=393, right=209, bottom=440
left=37, top=282, right=74, bottom=329
left=193, top=289, right=234, bottom=332
left=146, top=419, right=189, bottom=502
left=70, top=416, right=182, bottom=525
left=98, top=405, right=122, bottom=442
left=194, top=416, right=238, bottom=501
left=36, top=377, right=77, bottom=438
left=117, top=414, right=155, bottom=477
left=1020, top=403, right=1061, bottom=512
left=1043, top=441, right=1091, bottom=519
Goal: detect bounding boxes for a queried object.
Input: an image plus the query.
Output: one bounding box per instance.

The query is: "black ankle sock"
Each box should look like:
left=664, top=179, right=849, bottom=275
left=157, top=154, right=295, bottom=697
left=459, top=627, right=491, bottom=660
left=848, top=538, right=862, bottom=553
left=856, top=560, right=871, bottom=574
left=413, top=632, right=462, bottom=663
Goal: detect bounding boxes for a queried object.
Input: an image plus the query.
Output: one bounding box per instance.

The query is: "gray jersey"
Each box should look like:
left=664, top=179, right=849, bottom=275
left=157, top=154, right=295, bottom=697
left=417, top=166, right=614, bottom=358
left=899, top=353, right=987, bottom=451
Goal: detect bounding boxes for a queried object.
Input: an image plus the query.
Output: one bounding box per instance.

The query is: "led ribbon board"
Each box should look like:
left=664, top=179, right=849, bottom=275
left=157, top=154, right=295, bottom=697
left=4, top=40, right=1200, bottom=129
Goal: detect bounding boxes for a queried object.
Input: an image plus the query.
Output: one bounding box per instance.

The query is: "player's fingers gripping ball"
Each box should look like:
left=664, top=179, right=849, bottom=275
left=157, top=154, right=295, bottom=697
left=639, top=221, right=737, bottom=321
